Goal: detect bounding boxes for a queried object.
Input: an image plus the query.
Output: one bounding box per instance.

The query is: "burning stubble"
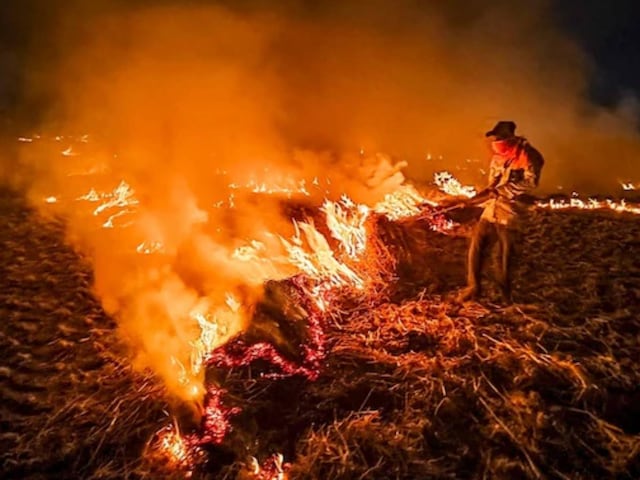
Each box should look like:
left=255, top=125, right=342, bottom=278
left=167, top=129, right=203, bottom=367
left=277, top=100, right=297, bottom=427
left=8, top=0, right=640, bottom=400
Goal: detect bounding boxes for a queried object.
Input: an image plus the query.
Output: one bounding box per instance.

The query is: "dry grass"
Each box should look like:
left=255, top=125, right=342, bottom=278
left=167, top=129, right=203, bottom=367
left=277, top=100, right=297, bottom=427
left=208, top=208, right=640, bottom=479
left=2, top=188, right=640, bottom=479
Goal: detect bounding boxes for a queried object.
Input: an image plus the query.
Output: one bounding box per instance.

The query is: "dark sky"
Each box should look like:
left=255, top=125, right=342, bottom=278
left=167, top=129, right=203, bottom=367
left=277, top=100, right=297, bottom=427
left=555, top=0, right=640, bottom=105
left=1, top=0, right=639, bottom=121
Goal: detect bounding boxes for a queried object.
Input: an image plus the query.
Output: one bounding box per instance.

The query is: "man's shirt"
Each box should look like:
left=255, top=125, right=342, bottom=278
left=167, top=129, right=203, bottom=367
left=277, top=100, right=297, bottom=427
left=481, top=137, right=544, bottom=225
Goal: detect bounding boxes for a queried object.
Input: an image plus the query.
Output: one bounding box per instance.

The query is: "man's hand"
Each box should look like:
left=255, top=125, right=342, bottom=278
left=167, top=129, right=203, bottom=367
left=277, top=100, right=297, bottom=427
left=467, top=187, right=497, bottom=206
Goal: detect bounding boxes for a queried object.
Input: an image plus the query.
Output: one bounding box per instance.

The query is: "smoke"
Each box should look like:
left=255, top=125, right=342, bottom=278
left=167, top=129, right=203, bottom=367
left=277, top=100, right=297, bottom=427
left=8, top=0, right=640, bottom=398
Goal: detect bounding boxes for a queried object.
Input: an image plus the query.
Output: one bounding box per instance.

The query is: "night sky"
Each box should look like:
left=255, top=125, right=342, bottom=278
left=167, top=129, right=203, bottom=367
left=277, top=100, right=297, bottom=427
left=0, top=0, right=639, bottom=123
left=555, top=0, right=640, bottom=106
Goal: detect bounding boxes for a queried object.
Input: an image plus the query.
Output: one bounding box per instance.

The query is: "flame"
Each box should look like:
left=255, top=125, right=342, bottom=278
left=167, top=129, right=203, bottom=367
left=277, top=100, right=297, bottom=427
left=536, top=195, right=640, bottom=215
left=248, top=453, right=289, bottom=480
left=434, top=170, right=477, bottom=198
left=102, top=209, right=135, bottom=229
left=91, top=181, right=139, bottom=216
left=229, top=177, right=313, bottom=197
left=280, top=220, right=365, bottom=290
left=321, top=196, right=369, bottom=259
left=621, top=181, right=638, bottom=191
left=232, top=240, right=268, bottom=262
left=44, top=196, right=58, bottom=204
left=156, top=421, right=198, bottom=468
left=374, top=184, right=435, bottom=220
left=136, top=241, right=164, bottom=255
left=61, top=146, right=77, bottom=157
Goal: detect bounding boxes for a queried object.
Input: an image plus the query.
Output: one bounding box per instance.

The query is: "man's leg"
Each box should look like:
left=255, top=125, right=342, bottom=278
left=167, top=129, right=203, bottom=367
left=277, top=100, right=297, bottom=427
left=459, top=220, right=493, bottom=300
left=496, top=224, right=515, bottom=302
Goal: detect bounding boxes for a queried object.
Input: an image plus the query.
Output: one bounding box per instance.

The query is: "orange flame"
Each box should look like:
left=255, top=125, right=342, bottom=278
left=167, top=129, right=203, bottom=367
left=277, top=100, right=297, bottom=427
left=434, top=170, right=476, bottom=198
left=536, top=195, right=640, bottom=215
left=156, top=421, right=195, bottom=468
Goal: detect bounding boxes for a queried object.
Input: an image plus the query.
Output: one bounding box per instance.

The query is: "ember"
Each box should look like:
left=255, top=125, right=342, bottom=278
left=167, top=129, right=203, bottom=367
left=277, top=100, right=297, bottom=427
left=247, top=454, right=289, bottom=480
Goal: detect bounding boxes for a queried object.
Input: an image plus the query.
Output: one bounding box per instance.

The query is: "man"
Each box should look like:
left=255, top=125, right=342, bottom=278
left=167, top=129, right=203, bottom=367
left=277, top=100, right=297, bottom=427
left=456, top=120, right=544, bottom=302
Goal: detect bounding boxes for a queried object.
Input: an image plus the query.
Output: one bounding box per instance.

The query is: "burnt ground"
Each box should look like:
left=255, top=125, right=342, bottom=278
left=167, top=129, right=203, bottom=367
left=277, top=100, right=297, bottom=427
left=2, top=187, right=640, bottom=479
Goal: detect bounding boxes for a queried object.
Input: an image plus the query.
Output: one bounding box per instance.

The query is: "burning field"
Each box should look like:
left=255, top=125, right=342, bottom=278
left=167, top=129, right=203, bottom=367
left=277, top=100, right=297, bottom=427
left=3, top=1, right=640, bottom=479
left=2, top=132, right=640, bottom=479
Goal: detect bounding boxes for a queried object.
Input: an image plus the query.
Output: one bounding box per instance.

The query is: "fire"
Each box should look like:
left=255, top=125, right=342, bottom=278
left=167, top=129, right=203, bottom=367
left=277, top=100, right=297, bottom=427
left=374, top=184, right=435, bottom=220
left=188, top=307, right=237, bottom=378
left=434, top=170, right=477, bottom=198
left=248, top=453, right=289, bottom=480
left=44, top=196, right=58, bottom=204
left=321, top=196, right=369, bottom=259
left=232, top=240, right=269, bottom=262
left=78, top=180, right=139, bottom=216
left=155, top=421, right=198, bottom=468
left=281, top=220, right=365, bottom=290
left=61, top=146, right=77, bottom=157
left=136, top=241, right=164, bottom=255
left=229, top=177, right=312, bottom=197
left=536, top=195, right=640, bottom=215
left=160, top=428, right=189, bottom=464
left=621, top=182, right=638, bottom=191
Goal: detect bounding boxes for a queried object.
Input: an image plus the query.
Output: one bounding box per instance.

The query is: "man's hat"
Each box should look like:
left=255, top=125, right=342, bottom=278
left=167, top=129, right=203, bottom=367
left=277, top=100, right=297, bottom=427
left=485, top=121, right=516, bottom=138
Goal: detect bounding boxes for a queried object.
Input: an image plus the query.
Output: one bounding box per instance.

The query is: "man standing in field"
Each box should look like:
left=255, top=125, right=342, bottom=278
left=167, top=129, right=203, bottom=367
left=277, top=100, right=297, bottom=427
left=456, top=120, right=544, bottom=302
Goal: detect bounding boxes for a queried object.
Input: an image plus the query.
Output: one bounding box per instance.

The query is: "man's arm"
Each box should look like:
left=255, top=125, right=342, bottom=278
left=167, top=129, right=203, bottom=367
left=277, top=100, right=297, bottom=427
left=469, top=156, right=502, bottom=202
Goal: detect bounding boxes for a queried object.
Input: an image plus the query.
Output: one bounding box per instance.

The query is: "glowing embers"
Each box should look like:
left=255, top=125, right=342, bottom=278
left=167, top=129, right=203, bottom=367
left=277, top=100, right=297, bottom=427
left=434, top=170, right=477, bottom=198
left=199, top=386, right=242, bottom=445
left=157, top=419, right=289, bottom=479
left=248, top=454, right=289, bottom=480
left=207, top=281, right=325, bottom=381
